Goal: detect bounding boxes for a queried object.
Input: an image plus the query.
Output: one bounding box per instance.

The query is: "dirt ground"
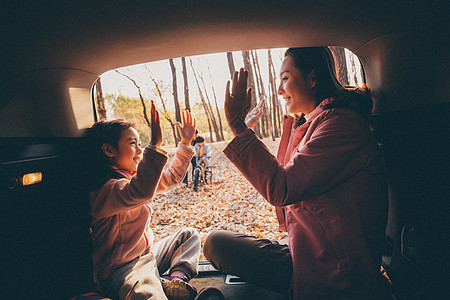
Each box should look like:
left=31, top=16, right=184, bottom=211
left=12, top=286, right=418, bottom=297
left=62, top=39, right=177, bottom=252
left=150, top=137, right=286, bottom=259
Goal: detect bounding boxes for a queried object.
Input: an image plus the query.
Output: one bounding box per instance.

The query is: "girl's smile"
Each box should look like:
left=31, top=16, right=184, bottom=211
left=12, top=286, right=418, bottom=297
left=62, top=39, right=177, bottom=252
left=111, top=127, right=143, bottom=173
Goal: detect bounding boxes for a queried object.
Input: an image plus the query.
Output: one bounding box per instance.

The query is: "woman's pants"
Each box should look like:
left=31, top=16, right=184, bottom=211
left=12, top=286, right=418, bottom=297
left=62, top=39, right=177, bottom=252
left=203, top=230, right=293, bottom=295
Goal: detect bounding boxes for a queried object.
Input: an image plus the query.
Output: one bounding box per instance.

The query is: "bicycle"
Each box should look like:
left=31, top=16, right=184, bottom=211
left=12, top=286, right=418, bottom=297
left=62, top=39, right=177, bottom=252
left=193, top=159, right=212, bottom=192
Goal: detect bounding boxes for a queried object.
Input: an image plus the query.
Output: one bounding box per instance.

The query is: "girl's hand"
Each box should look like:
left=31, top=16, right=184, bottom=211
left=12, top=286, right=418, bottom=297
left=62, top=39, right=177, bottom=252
left=150, top=100, right=162, bottom=147
left=225, top=68, right=252, bottom=136
left=177, top=110, right=197, bottom=145
left=245, top=98, right=265, bottom=130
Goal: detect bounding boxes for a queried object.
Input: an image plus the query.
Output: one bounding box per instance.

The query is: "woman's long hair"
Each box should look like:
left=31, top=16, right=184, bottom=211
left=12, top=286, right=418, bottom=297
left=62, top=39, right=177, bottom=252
left=83, top=120, right=136, bottom=191
left=285, top=47, right=373, bottom=122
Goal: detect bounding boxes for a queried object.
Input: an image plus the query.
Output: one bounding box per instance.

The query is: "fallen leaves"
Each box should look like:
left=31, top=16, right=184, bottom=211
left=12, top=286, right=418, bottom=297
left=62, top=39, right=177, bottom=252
left=150, top=137, right=287, bottom=260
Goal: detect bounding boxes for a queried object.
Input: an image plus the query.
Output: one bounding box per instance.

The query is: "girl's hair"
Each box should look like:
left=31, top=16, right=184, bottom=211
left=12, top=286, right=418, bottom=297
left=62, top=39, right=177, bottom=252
left=284, top=47, right=373, bottom=122
left=83, top=119, right=137, bottom=191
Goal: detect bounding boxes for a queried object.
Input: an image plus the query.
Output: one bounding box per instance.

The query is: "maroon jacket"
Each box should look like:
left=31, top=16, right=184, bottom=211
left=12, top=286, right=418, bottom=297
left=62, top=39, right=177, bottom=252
left=224, top=100, right=388, bottom=299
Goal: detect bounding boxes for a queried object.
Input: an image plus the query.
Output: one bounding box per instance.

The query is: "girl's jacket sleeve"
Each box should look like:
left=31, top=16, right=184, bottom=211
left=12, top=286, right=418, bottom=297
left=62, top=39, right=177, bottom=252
left=155, top=142, right=195, bottom=194
left=223, top=109, right=376, bottom=207
left=90, top=143, right=194, bottom=219
left=90, top=145, right=168, bottom=219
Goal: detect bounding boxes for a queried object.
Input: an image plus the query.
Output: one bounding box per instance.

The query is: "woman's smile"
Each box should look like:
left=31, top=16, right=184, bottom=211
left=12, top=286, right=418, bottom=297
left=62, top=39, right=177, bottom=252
left=278, top=55, right=317, bottom=115
left=284, top=96, right=292, bottom=106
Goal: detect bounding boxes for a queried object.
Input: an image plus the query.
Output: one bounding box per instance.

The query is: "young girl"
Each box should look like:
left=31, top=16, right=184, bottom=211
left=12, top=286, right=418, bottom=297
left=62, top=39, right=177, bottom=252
left=85, top=101, right=200, bottom=300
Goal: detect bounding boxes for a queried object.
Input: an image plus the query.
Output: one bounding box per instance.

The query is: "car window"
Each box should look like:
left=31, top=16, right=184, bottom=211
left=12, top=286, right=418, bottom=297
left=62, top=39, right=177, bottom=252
left=93, top=47, right=363, bottom=144
left=91, top=47, right=365, bottom=259
left=69, top=87, right=96, bottom=130
left=329, top=46, right=364, bottom=87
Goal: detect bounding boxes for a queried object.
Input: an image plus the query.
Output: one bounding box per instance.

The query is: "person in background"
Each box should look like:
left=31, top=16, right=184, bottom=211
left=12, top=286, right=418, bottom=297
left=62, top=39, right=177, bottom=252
left=193, top=136, right=211, bottom=170
left=183, top=130, right=199, bottom=186
left=204, top=47, right=389, bottom=299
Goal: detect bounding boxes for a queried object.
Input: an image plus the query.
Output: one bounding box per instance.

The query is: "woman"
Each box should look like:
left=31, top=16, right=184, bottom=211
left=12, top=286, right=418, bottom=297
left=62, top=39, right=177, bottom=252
left=204, top=47, right=389, bottom=299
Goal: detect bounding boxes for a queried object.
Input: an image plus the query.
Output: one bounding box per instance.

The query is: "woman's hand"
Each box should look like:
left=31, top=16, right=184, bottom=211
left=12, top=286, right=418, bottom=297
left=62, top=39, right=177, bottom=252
left=177, top=110, right=197, bottom=145
left=245, top=98, right=265, bottom=130
left=225, top=68, right=252, bottom=136
left=150, top=100, right=163, bottom=147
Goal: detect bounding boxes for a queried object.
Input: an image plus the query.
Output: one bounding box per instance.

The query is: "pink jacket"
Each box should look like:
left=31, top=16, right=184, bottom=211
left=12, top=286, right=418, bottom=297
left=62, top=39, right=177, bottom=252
left=224, top=102, right=388, bottom=299
left=89, top=143, right=194, bottom=283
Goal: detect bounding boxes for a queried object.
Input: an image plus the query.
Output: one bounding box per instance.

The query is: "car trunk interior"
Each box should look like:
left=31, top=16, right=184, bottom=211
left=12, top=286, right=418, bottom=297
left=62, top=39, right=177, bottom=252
left=1, top=1, right=449, bottom=299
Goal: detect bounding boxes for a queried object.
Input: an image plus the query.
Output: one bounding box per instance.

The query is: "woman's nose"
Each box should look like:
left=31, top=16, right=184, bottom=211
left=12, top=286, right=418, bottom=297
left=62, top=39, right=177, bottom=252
left=137, top=146, right=143, bottom=154
left=277, top=83, right=284, bottom=95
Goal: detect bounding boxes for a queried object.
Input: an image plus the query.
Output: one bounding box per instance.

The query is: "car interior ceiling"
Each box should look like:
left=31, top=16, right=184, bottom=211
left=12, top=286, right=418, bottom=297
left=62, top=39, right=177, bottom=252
left=1, top=1, right=449, bottom=299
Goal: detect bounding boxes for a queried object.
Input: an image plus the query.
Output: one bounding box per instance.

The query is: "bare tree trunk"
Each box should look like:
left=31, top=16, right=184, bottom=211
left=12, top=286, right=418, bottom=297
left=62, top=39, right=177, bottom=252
left=267, top=81, right=276, bottom=141
left=115, top=70, right=151, bottom=128
left=94, top=77, right=107, bottom=121
left=250, top=50, right=265, bottom=137
left=274, top=59, right=285, bottom=135
left=242, top=50, right=260, bottom=137
left=268, top=50, right=280, bottom=138
left=169, top=58, right=181, bottom=143
left=329, top=46, right=349, bottom=86
left=189, top=58, right=214, bottom=142
left=201, top=100, right=213, bottom=142
left=226, top=52, right=236, bottom=78
left=150, top=77, right=178, bottom=146
left=242, top=51, right=257, bottom=108
left=349, top=54, right=359, bottom=85
left=143, top=66, right=178, bottom=146
left=251, top=50, right=272, bottom=138
left=181, top=57, right=190, bottom=111
left=197, top=63, right=221, bottom=141
left=207, top=64, right=225, bottom=140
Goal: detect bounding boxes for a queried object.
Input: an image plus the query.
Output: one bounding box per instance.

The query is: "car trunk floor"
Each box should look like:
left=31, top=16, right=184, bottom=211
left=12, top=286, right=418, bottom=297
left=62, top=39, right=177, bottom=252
left=190, top=261, right=289, bottom=300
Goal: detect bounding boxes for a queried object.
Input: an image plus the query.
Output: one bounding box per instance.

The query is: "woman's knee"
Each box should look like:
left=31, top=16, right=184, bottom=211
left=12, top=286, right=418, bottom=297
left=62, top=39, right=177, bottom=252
left=204, top=230, right=237, bottom=261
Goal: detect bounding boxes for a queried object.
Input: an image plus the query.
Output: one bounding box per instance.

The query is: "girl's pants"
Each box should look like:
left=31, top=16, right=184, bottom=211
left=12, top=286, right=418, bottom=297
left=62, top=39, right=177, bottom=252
left=100, top=227, right=201, bottom=300
left=203, top=230, right=293, bottom=295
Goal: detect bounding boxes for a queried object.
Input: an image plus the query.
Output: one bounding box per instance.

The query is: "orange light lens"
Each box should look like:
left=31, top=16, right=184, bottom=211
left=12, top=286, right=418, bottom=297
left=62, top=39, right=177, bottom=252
left=22, top=172, right=43, bottom=186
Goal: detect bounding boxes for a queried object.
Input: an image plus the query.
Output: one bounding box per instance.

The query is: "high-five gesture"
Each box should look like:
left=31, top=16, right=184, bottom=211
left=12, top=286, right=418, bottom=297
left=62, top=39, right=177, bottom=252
left=150, top=100, right=162, bottom=147
left=225, top=68, right=252, bottom=136
left=177, top=110, right=197, bottom=145
left=245, top=98, right=265, bottom=130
